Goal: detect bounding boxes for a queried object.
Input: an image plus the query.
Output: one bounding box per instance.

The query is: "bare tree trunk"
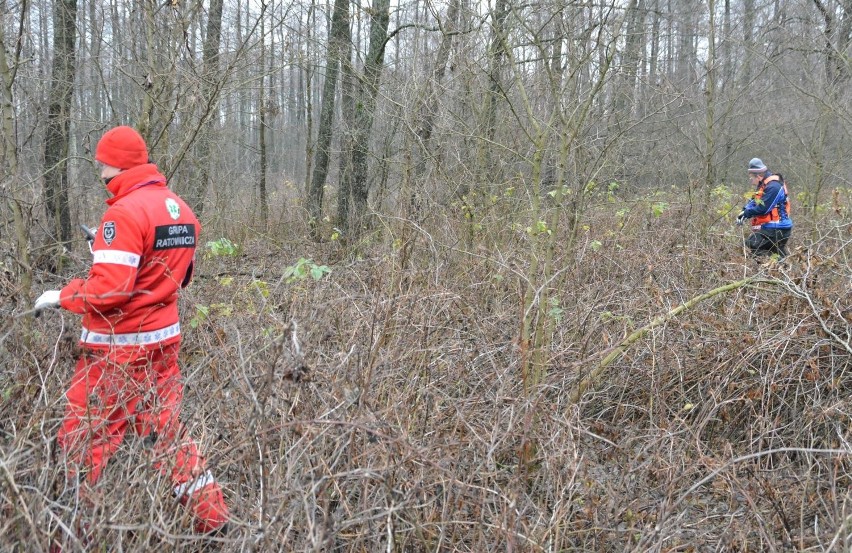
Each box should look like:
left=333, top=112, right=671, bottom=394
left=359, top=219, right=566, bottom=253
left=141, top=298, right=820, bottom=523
left=675, top=0, right=698, bottom=85
left=620, top=0, right=645, bottom=120
left=703, top=0, right=717, bottom=193
left=478, top=0, right=508, bottom=183
left=335, top=35, right=355, bottom=235
left=0, top=1, right=31, bottom=294
left=741, top=0, right=755, bottom=81
left=721, top=0, right=732, bottom=90
left=185, top=0, right=224, bottom=215
left=259, top=3, right=269, bottom=228
left=648, top=0, right=660, bottom=88
left=307, top=0, right=348, bottom=236
left=347, top=0, right=391, bottom=237
left=302, top=1, right=315, bottom=195
left=43, top=0, right=78, bottom=245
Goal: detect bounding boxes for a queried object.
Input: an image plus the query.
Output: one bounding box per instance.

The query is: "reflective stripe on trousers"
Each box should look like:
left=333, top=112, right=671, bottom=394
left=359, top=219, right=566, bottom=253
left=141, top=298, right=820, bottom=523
left=80, top=322, right=181, bottom=346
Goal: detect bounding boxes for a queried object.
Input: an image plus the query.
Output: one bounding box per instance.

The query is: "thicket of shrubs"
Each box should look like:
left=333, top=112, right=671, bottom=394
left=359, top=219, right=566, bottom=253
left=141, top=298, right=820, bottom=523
left=2, top=190, right=851, bottom=551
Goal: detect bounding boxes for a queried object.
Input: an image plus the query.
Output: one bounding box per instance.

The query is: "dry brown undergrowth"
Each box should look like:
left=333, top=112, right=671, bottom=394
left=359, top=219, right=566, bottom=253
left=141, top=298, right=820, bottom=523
left=1, top=197, right=851, bottom=552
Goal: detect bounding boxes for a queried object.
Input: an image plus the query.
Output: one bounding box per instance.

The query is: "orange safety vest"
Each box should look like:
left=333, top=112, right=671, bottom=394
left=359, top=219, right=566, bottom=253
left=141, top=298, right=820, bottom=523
left=751, top=175, right=791, bottom=231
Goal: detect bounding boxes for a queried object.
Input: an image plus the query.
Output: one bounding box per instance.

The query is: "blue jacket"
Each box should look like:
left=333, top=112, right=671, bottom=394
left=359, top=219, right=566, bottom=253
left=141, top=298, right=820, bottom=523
left=742, top=171, right=793, bottom=230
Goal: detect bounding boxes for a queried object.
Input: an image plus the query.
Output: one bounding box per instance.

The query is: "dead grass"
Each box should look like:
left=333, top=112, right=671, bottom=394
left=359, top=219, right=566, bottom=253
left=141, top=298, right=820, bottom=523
left=2, top=194, right=852, bottom=551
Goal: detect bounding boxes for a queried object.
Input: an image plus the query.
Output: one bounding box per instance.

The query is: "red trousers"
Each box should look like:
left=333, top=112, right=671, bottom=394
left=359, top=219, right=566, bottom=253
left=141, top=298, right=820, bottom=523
left=58, top=341, right=228, bottom=532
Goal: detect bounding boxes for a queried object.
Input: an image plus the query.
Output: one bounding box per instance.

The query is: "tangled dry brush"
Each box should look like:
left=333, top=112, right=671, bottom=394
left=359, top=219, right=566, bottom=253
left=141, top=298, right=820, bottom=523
left=2, top=197, right=852, bottom=552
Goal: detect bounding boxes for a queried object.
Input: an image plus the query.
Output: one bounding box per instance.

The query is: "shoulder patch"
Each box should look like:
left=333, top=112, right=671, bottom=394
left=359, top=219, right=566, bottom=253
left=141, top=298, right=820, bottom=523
left=102, top=221, right=117, bottom=245
left=166, top=198, right=181, bottom=220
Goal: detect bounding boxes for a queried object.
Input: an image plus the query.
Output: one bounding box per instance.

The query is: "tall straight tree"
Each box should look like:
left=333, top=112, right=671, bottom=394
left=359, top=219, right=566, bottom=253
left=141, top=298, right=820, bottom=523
left=345, top=0, right=391, bottom=237
left=617, top=0, right=645, bottom=120
left=258, top=1, right=269, bottom=228
left=186, top=0, right=225, bottom=215
left=0, top=1, right=31, bottom=294
left=43, top=0, right=77, bottom=244
left=478, top=0, right=508, bottom=183
left=307, top=0, right=349, bottom=235
left=301, top=1, right=316, bottom=195
left=703, top=0, right=718, bottom=192
left=335, top=2, right=355, bottom=234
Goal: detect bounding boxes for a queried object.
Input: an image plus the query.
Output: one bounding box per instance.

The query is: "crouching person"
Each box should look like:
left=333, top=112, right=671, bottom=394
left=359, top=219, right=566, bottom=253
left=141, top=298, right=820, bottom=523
left=736, top=157, right=793, bottom=258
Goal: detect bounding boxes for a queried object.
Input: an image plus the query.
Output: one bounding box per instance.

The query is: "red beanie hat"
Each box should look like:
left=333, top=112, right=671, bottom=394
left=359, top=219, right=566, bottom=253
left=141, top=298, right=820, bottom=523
left=95, top=126, right=149, bottom=169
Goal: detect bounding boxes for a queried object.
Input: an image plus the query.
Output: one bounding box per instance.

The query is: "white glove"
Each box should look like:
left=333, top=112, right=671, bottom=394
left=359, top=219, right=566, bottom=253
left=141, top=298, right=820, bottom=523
left=735, top=211, right=746, bottom=226
left=34, top=290, right=61, bottom=313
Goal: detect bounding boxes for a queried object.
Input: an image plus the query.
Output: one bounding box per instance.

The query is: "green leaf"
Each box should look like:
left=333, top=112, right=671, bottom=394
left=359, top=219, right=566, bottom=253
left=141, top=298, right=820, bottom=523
left=252, top=279, right=270, bottom=297
left=205, top=238, right=239, bottom=257
left=283, top=257, right=331, bottom=283
left=311, top=265, right=331, bottom=280
left=651, top=202, right=668, bottom=218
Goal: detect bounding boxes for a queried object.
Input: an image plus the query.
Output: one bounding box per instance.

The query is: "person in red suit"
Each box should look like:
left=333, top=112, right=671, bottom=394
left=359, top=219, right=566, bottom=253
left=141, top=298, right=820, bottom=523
left=34, top=126, right=229, bottom=535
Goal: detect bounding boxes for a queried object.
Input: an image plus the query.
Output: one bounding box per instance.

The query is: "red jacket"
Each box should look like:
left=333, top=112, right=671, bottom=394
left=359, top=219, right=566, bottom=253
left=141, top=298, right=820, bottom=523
left=60, top=164, right=200, bottom=348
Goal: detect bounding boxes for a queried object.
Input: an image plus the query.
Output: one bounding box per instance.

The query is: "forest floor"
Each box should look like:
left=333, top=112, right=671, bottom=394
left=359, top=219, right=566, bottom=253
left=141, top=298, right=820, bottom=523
left=2, top=193, right=852, bottom=551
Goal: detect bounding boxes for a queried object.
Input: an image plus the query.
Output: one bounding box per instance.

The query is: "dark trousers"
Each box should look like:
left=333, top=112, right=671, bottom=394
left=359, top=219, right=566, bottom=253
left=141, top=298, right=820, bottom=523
left=746, top=227, right=791, bottom=257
